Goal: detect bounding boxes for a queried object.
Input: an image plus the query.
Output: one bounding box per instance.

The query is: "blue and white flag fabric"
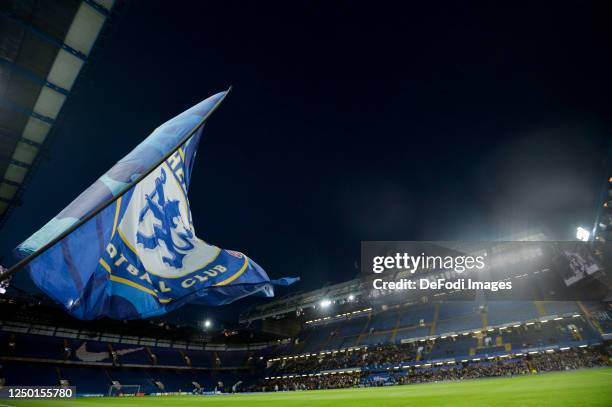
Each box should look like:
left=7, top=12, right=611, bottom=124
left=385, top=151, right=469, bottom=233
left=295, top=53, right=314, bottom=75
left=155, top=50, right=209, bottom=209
left=15, top=91, right=298, bottom=320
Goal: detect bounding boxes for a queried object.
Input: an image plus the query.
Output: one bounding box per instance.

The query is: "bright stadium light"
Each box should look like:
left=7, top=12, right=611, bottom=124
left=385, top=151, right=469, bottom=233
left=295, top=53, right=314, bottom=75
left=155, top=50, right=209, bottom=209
left=348, top=294, right=355, bottom=301
left=576, top=226, right=590, bottom=242
left=204, top=319, right=212, bottom=329
left=320, top=299, right=332, bottom=308
left=0, top=269, right=8, bottom=295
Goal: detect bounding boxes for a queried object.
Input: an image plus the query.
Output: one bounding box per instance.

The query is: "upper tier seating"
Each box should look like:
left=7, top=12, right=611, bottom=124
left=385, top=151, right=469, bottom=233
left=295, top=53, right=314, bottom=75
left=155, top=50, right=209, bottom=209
left=487, top=301, right=539, bottom=325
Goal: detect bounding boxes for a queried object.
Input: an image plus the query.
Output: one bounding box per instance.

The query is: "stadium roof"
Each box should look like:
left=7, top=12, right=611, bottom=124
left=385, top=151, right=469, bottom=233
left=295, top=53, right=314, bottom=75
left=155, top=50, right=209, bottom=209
left=239, top=232, right=553, bottom=323
left=0, top=0, right=115, bottom=228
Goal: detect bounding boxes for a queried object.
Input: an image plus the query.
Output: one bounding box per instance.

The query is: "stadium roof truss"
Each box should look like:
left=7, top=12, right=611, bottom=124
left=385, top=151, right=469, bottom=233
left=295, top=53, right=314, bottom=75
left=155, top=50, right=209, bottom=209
left=0, top=0, right=115, bottom=227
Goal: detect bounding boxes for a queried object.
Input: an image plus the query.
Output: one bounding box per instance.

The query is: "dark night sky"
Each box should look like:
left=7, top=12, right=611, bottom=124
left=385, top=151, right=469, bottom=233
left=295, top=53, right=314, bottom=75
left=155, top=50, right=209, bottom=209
left=1, top=1, right=611, bottom=320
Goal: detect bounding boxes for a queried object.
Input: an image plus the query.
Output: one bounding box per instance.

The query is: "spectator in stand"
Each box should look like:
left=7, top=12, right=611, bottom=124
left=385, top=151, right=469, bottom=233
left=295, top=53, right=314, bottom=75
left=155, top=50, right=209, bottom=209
left=256, top=347, right=608, bottom=393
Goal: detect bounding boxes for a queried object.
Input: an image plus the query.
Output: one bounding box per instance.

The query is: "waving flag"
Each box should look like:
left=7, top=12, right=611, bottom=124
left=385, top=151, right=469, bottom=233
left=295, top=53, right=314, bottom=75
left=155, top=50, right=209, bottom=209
left=14, top=90, right=297, bottom=320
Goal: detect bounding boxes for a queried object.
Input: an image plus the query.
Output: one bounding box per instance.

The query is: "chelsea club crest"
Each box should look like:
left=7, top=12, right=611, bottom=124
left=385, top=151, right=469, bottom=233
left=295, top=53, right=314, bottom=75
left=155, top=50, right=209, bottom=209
left=117, top=154, right=221, bottom=279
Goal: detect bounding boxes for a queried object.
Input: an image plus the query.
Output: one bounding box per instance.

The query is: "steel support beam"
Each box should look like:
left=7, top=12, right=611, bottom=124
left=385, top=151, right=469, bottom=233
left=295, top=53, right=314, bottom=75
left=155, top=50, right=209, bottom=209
left=0, top=12, right=88, bottom=62
left=0, top=57, right=70, bottom=96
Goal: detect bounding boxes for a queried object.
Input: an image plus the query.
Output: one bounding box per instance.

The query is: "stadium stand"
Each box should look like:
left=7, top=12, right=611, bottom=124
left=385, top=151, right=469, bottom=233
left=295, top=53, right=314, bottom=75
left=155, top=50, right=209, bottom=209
left=151, top=348, right=187, bottom=366
left=60, top=366, right=110, bottom=394
left=260, top=346, right=609, bottom=392
left=0, top=295, right=609, bottom=395
left=3, top=363, right=59, bottom=386
left=583, top=301, right=612, bottom=338
left=487, top=301, right=539, bottom=325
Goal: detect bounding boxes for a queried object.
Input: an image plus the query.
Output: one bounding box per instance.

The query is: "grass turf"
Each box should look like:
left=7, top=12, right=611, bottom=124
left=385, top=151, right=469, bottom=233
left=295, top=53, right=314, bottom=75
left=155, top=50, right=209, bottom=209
left=5, top=368, right=612, bottom=407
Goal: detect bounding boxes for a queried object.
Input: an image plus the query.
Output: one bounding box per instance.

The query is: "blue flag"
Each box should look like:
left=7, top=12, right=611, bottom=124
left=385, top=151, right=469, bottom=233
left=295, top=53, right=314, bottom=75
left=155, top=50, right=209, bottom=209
left=14, top=91, right=298, bottom=320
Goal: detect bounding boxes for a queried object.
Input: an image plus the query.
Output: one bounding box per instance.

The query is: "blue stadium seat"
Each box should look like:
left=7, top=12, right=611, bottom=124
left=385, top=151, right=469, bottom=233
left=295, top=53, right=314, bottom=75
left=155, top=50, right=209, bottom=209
left=60, top=366, right=111, bottom=394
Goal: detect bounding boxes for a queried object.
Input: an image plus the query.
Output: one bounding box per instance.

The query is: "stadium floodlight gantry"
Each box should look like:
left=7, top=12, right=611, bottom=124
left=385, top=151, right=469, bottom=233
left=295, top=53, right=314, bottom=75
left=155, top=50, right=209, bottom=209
left=0, top=0, right=115, bottom=228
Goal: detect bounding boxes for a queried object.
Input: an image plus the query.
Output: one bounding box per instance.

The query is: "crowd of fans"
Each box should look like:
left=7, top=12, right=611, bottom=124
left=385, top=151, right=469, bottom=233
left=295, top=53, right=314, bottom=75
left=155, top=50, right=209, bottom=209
left=258, top=374, right=360, bottom=392
left=256, top=347, right=609, bottom=392
left=267, top=321, right=589, bottom=375
left=530, top=347, right=606, bottom=371
left=267, top=322, right=598, bottom=376
left=267, top=343, right=418, bottom=374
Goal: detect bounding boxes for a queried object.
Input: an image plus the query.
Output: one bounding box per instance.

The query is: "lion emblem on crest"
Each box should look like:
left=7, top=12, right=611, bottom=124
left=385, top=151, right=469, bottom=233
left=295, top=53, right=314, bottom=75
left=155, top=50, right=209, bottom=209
left=136, top=168, right=194, bottom=268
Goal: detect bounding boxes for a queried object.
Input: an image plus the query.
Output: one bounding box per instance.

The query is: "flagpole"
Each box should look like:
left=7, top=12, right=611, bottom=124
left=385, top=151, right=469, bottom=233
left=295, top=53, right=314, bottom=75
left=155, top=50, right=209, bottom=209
left=0, top=87, right=232, bottom=282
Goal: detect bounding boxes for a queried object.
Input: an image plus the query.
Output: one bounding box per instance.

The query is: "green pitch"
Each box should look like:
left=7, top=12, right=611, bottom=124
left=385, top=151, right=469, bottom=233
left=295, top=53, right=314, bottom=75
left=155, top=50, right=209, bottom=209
left=6, top=368, right=612, bottom=407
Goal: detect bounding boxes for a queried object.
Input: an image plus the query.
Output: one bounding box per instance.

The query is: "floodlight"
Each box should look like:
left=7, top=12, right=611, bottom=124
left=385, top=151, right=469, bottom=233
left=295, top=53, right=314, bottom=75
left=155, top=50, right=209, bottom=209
left=576, top=226, right=590, bottom=242
left=320, top=299, right=332, bottom=308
